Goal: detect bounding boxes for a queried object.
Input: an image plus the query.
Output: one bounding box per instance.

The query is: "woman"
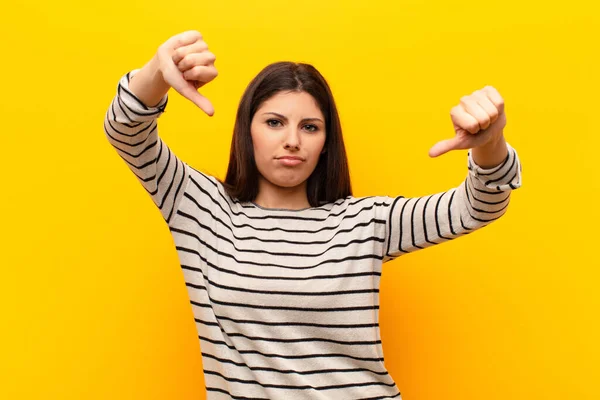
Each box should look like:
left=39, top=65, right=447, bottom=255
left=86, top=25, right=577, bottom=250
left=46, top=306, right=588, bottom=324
left=104, top=30, right=522, bottom=400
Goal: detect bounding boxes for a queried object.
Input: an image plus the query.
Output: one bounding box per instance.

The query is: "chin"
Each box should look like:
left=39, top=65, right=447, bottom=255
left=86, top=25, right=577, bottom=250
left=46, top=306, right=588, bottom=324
left=271, top=178, right=306, bottom=189
left=266, top=173, right=308, bottom=189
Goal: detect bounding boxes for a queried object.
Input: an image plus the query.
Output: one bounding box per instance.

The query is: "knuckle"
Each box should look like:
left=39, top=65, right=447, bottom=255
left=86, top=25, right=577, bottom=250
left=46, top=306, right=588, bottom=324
left=188, top=56, right=198, bottom=67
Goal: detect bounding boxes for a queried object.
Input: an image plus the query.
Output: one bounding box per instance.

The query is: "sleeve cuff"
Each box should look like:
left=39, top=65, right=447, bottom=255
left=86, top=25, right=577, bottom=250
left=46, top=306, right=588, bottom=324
left=116, top=69, right=169, bottom=122
left=467, top=142, right=523, bottom=191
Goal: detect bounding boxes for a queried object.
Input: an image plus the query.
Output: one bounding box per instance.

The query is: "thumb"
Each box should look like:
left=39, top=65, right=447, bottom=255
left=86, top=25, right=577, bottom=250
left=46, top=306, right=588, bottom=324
left=160, top=56, right=215, bottom=116
left=178, top=84, right=215, bottom=116
left=428, top=137, right=461, bottom=158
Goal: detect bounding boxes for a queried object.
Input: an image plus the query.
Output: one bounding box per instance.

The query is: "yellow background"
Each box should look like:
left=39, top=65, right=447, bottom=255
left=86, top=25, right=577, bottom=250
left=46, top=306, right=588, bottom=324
left=1, top=1, right=598, bottom=399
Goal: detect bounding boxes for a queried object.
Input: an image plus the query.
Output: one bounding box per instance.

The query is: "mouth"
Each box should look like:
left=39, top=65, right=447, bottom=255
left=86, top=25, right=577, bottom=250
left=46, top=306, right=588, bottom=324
left=276, top=156, right=304, bottom=166
left=277, top=156, right=304, bottom=161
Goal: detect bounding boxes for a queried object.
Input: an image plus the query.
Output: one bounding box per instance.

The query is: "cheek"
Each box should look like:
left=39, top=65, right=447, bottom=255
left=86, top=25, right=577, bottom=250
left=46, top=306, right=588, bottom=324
left=252, top=136, right=269, bottom=161
left=312, top=136, right=327, bottom=159
left=250, top=133, right=276, bottom=177
left=250, top=129, right=263, bottom=156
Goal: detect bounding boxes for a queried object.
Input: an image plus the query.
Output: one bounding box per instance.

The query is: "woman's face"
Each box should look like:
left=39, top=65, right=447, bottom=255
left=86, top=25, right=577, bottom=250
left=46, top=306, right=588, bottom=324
left=250, top=90, right=326, bottom=190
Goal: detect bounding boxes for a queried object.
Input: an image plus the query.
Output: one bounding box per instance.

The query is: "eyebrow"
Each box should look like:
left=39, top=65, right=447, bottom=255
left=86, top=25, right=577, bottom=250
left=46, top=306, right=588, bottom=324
left=262, top=112, right=323, bottom=123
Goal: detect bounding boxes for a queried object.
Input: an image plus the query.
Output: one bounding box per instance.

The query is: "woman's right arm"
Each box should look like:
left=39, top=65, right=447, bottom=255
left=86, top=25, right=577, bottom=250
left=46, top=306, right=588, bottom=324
left=103, top=30, right=218, bottom=224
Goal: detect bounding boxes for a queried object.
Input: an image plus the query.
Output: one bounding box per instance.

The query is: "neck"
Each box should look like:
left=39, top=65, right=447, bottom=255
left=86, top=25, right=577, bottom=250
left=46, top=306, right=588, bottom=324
left=253, top=176, right=310, bottom=210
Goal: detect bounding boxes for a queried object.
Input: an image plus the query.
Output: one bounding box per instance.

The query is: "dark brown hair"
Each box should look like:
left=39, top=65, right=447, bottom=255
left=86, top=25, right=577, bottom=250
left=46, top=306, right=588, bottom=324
left=219, top=61, right=352, bottom=207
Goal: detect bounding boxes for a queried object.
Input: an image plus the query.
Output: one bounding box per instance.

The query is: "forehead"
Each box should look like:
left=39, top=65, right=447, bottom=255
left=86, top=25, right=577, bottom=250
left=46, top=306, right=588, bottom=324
left=257, top=91, right=323, bottom=117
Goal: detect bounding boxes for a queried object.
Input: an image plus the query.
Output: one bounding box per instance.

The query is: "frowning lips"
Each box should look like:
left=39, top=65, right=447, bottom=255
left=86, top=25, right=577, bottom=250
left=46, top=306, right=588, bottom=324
left=276, top=156, right=304, bottom=161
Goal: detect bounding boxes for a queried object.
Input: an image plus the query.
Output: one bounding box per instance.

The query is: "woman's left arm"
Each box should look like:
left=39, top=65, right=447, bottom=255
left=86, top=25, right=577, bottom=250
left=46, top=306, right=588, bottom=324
left=380, top=86, right=523, bottom=262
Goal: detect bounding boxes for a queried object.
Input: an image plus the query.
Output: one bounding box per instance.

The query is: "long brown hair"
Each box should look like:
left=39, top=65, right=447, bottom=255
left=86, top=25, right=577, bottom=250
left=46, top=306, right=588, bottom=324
left=219, top=61, right=352, bottom=207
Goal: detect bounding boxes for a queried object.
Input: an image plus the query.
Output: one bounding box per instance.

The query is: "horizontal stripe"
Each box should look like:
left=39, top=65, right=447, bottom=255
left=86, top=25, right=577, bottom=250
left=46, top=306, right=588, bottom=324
left=204, top=369, right=396, bottom=391
left=191, top=299, right=379, bottom=313
left=177, top=244, right=383, bottom=270
left=201, top=352, right=388, bottom=376
left=202, top=328, right=381, bottom=346
left=186, top=277, right=378, bottom=297
left=183, top=260, right=380, bottom=281
left=195, top=315, right=378, bottom=329
left=199, top=336, right=384, bottom=362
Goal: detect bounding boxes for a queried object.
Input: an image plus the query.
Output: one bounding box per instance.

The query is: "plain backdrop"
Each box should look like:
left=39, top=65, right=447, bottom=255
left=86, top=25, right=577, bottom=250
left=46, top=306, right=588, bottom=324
left=1, top=1, right=598, bottom=399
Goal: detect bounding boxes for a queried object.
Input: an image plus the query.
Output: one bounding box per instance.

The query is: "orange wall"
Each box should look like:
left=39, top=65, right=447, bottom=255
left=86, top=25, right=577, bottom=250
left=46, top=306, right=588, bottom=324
left=1, top=1, right=598, bottom=399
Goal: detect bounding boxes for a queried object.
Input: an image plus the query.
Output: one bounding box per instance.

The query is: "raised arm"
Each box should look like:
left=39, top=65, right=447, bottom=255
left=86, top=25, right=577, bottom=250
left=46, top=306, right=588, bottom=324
left=102, top=30, right=218, bottom=224
left=379, top=85, right=523, bottom=262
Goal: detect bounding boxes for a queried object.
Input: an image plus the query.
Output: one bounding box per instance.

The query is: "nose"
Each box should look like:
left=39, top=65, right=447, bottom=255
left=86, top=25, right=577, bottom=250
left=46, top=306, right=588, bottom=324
left=283, top=127, right=301, bottom=150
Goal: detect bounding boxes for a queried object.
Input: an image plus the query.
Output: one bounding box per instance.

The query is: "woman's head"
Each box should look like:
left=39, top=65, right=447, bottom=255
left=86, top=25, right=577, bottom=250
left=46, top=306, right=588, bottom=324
left=222, top=61, right=352, bottom=206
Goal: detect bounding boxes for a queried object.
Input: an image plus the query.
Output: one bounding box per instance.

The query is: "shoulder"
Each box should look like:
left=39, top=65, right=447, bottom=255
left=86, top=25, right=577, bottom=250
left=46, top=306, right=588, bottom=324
left=185, top=166, right=237, bottom=208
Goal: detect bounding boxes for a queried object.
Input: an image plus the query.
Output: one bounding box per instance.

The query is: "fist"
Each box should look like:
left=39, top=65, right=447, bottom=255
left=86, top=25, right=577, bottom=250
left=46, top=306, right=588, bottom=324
left=156, top=30, right=218, bottom=115
left=429, top=86, right=506, bottom=157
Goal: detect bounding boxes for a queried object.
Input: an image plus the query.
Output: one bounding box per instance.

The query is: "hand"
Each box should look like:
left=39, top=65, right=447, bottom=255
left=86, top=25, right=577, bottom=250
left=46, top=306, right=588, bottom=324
left=429, top=86, right=506, bottom=157
left=155, top=30, right=218, bottom=116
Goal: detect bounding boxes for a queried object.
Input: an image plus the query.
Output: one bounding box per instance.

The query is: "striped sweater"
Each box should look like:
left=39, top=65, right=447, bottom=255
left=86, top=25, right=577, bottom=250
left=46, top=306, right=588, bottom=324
left=104, top=69, right=523, bottom=400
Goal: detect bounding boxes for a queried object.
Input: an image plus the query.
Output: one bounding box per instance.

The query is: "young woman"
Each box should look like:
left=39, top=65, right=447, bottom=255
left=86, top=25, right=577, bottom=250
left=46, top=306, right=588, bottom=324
left=104, top=30, right=522, bottom=400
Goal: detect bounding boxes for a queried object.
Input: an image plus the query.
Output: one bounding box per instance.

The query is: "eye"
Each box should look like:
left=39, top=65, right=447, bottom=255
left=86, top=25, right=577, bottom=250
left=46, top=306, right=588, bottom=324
left=266, top=119, right=282, bottom=127
left=266, top=119, right=319, bottom=132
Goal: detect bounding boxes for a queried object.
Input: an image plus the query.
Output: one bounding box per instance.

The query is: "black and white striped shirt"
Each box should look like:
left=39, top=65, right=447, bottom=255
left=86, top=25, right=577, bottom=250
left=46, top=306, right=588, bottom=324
left=104, top=69, right=523, bottom=400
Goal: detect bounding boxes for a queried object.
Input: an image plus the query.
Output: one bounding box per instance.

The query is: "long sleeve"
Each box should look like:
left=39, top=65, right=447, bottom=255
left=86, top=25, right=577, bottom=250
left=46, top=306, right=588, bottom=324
left=379, top=142, right=523, bottom=263
left=103, top=69, right=190, bottom=225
